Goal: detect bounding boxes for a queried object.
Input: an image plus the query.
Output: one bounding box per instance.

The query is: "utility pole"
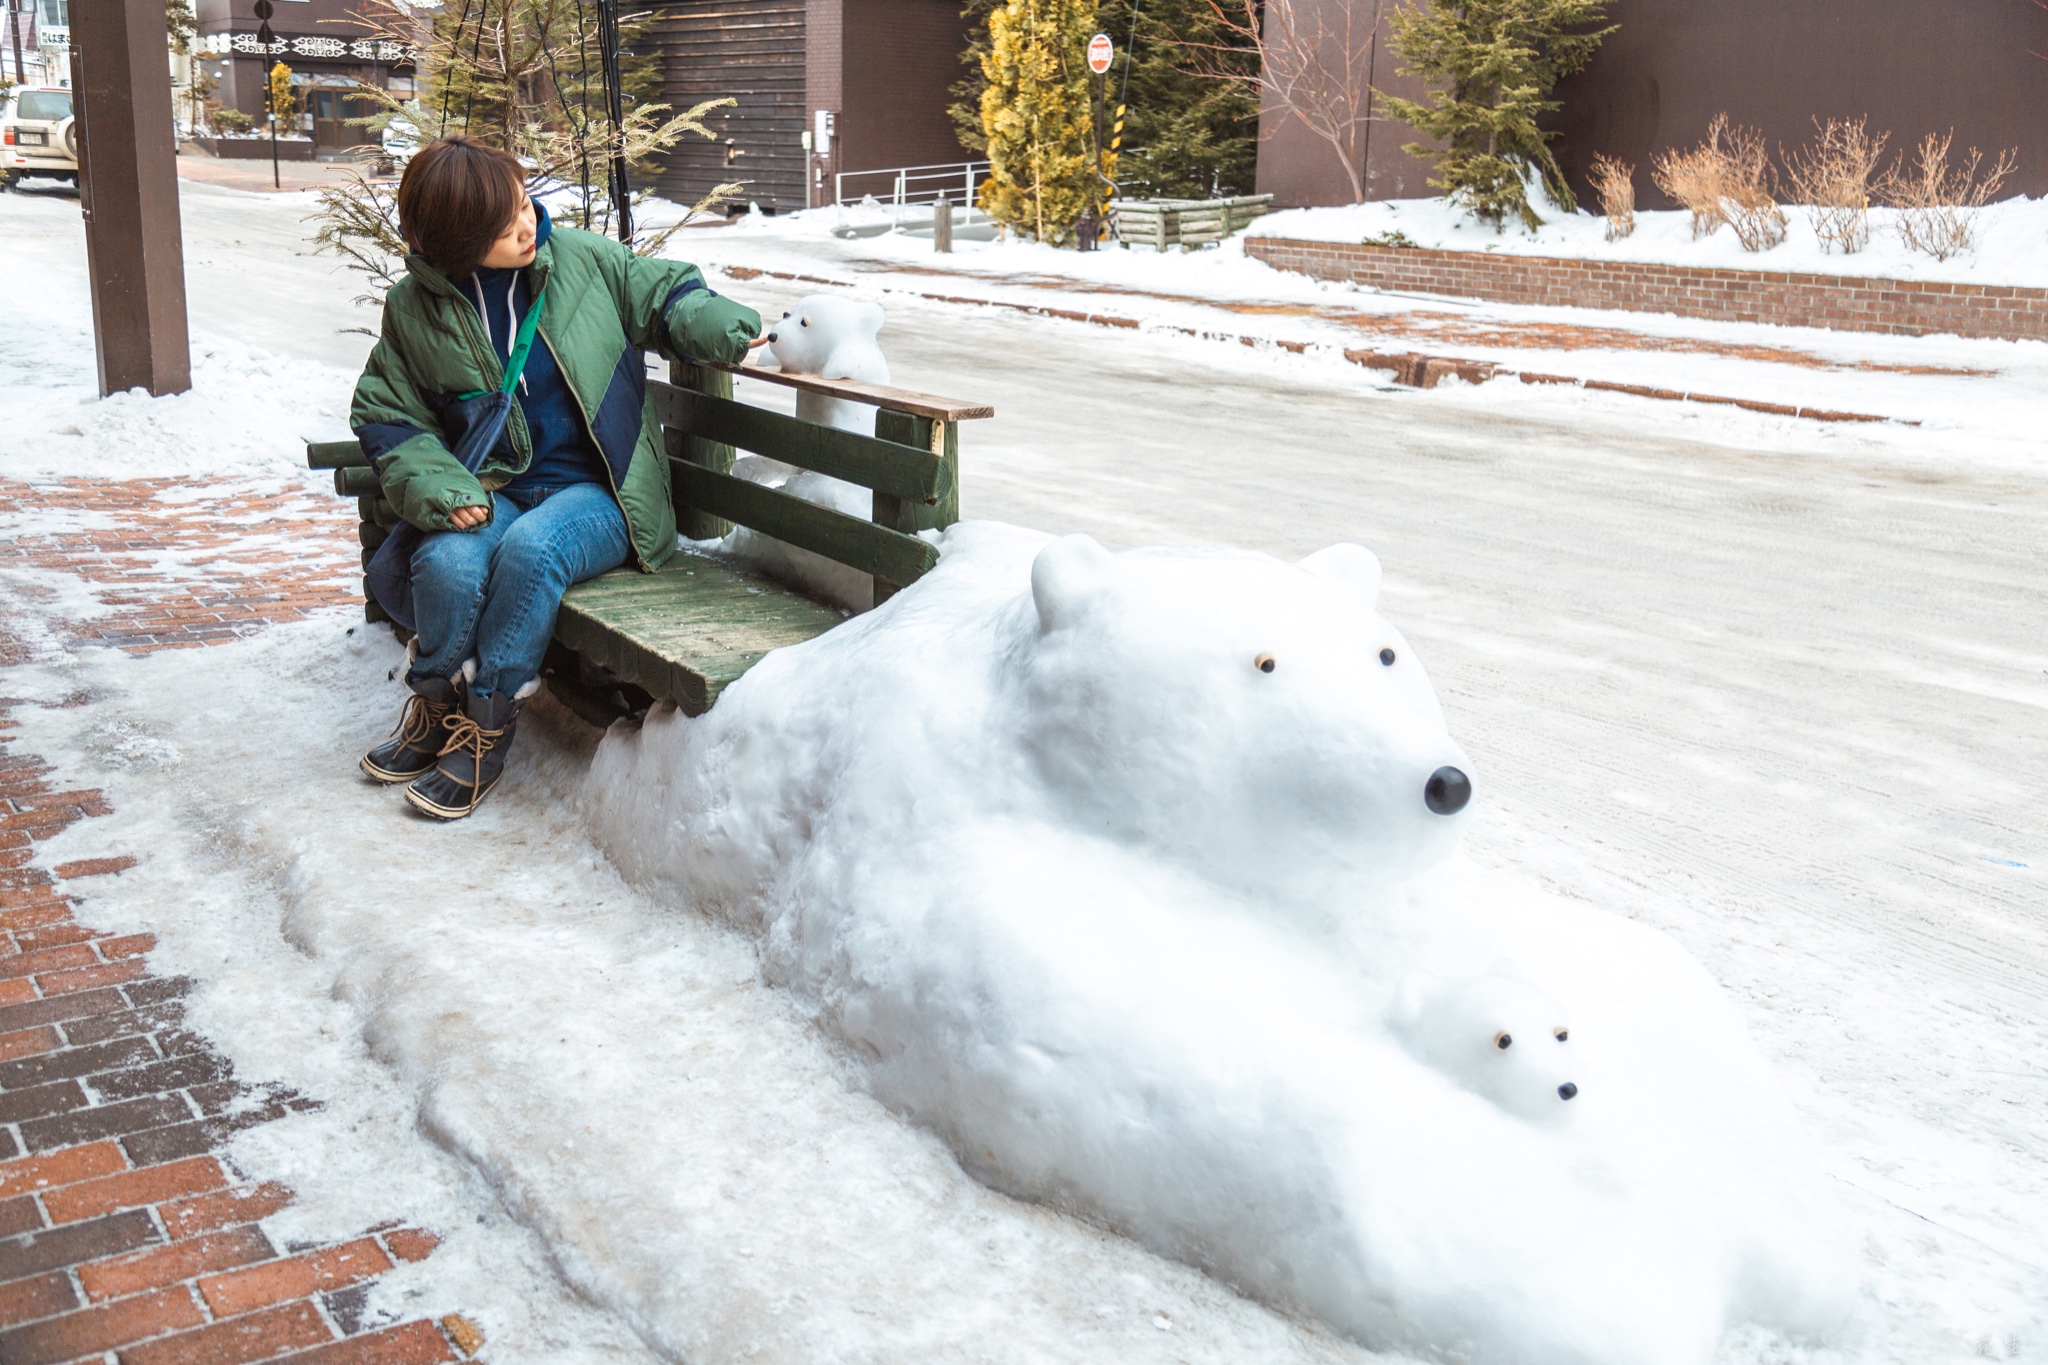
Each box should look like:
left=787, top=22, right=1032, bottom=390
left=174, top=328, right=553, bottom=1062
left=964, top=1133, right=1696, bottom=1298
left=8, top=0, right=26, bottom=86
left=69, top=0, right=192, bottom=396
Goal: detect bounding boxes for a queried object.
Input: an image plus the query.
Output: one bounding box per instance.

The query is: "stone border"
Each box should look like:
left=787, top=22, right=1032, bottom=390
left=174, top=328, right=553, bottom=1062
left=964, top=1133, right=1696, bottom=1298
left=1243, top=237, right=2048, bottom=343
left=718, top=265, right=1912, bottom=424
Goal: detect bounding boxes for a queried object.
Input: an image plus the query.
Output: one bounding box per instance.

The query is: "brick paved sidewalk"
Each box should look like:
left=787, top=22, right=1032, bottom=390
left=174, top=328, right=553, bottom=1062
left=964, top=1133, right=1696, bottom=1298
left=1, top=477, right=483, bottom=1364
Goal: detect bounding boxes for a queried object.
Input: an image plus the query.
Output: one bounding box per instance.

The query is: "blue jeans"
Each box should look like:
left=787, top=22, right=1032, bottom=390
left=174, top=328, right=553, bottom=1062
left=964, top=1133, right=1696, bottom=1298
left=408, top=482, right=631, bottom=698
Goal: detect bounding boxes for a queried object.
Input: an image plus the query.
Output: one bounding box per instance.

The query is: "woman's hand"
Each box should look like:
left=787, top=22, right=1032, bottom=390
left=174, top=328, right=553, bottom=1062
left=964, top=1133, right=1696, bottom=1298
left=450, top=505, right=491, bottom=530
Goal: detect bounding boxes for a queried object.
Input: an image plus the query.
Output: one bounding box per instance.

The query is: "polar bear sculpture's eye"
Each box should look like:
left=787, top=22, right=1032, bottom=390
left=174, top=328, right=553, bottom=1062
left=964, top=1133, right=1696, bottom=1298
left=1254, top=653, right=1277, bottom=674
left=1379, top=647, right=1396, bottom=666
left=1554, top=1028, right=1569, bottom=1042
left=1494, top=1031, right=1513, bottom=1050
left=800, top=317, right=811, bottom=327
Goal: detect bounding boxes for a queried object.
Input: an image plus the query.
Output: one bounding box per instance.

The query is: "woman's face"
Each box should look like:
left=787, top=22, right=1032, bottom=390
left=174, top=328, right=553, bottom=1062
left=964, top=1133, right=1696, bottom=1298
left=477, top=188, right=538, bottom=270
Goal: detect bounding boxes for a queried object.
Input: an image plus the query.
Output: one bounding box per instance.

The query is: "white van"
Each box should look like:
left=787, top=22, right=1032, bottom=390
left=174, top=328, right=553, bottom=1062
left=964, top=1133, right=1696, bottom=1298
left=1, top=86, right=79, bottom=189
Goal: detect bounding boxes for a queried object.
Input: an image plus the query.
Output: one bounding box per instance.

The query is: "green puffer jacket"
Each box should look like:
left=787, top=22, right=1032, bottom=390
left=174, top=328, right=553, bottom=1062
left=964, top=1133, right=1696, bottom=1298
left=349, top=205, right=760, bottom=571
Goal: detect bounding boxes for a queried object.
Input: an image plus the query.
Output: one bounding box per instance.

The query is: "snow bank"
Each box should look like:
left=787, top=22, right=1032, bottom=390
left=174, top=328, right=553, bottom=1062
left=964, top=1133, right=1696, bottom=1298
left=1248, top=195, right=2048, bottom=289
left=584, top=523, right=1855, bottom=1364
left=0, top=335, right=354, bottom=482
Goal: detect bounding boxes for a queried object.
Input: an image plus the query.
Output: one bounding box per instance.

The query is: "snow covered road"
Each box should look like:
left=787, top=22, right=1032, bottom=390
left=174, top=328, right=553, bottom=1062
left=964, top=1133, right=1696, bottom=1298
left=2, top=181, right=2043, bottom=1362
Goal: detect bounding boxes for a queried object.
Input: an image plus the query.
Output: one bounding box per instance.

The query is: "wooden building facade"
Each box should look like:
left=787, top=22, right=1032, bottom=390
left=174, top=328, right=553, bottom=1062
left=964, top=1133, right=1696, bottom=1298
left=650, top=0, right=975, bottom=213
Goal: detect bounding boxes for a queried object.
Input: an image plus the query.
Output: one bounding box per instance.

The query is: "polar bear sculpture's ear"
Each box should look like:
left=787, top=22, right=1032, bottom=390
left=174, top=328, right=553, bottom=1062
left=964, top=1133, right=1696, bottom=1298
left=858, top=299, right=885, bottom=340
left=1031, top=534, right=1118, bottom=634
left=1298, top=543, right=1383, bottom=611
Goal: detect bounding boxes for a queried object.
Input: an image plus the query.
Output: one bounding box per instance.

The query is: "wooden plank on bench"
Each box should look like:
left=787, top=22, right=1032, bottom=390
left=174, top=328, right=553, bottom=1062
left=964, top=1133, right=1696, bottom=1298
left=651, top=383, right=954, bottom=503
left=671, top=460, right=941, bottom=586
left=309, top=439, right=369, bottom=468
left=717, top=363, right=995, bottom=422
left=554, top=552, right=845, bottom=715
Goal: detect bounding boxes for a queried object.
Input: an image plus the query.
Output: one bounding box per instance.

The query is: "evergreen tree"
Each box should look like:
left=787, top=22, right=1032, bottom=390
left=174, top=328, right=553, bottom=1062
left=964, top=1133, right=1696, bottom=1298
left=1378, top=0, right=1613, bottom=230
left=953, top=0, right=1258, bottom=203
left=1095, top=0, right=1257, bottom=199
left=977, top=0, right=1098, bottom=244
left=268, top=61, right=295, bottom=128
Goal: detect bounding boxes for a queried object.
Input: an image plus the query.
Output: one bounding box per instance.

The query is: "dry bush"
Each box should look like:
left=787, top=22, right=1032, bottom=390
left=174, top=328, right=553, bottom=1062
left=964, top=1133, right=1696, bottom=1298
left=1783, top=116, right=1888, bottom=253
left=1650, top=142, right=1723, bottom=238
left=1652, top=114, right=1785, bottom=250
left=1878, top=131, right=2018, bottom=260
left=1589, top=153, right=1635, bottom=240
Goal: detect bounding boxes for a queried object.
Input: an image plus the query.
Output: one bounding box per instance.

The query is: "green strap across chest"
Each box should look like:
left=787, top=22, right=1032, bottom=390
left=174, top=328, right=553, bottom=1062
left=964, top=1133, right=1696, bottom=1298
left=457, top=284, right=549, bottom=401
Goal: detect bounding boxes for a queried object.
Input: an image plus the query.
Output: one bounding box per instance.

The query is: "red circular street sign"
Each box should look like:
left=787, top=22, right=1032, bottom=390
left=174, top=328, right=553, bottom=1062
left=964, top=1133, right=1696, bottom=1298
left=1087, top=33, right=1113, bottom=75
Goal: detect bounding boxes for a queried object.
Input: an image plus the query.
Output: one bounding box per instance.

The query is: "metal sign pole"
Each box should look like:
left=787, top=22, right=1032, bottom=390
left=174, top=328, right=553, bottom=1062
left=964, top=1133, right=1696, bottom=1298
left=69, top=0, right=192, bottom=396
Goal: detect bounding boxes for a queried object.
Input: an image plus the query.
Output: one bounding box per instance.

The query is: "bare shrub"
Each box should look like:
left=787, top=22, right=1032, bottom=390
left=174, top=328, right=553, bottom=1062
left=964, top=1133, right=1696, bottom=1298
left=1783, top=117, right=1888, bottom=253
left=1650, top=142, right=1724, bottom=238
left=1589, top=153, right=1635, bottom=240
left=1878, top=131, right=2018, bottom=261
left=1652, top=114, right=1785, bottom=250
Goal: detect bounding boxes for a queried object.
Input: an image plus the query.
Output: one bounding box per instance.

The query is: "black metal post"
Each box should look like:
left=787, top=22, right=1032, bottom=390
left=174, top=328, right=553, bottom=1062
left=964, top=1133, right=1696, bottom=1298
left=596, top=0, right=630, bottom=242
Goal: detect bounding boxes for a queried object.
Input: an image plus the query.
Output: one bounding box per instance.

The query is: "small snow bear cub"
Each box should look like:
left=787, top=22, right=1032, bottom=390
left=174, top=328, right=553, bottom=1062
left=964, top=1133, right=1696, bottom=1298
left=727, top=294, right=891, bottom=610
left=764, top=293, right=889, bottom=434
left=1015, top=535, right=1474, bottom=913
left=1390, top=960, right=1579, bottom=1122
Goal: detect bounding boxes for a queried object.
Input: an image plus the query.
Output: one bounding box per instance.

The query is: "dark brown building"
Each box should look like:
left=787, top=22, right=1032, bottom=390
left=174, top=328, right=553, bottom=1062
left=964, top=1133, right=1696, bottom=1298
left=1257, top=0, right=2048, bottom=210
left=650, top=0, right=976, bottom=213
left=192, top=0, right=416, bottom=157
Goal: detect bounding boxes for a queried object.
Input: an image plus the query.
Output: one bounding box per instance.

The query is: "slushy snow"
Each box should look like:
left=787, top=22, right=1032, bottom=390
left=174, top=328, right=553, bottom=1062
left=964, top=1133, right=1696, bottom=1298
left=584, top=523, right=1855, bottom=1364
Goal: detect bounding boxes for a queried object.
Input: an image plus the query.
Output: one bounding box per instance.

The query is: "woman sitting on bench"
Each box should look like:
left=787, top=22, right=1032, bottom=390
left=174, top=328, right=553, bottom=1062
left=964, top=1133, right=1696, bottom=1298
left=352, top=136, right=761, bottom=820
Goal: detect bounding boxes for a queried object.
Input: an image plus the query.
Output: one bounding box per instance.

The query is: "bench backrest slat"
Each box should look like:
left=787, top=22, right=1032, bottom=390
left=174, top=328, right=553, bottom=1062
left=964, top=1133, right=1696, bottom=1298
left=672, top=460, right=940, bottom=586
left=651, top=381, right=953, bottom=504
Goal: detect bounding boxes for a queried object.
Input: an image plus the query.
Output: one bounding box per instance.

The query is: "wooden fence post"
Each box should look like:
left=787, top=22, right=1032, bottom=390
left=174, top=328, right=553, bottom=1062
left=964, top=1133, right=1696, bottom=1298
left=670, top=360, right=735, bottom=539
left=69, top=0, right=191, bottom=397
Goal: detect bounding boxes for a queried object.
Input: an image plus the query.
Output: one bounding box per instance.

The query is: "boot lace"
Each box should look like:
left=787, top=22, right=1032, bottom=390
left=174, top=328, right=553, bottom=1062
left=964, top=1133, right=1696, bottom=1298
left=392, top=693, right=444, bottom=748
left=438, top=712, right=509, bottom=798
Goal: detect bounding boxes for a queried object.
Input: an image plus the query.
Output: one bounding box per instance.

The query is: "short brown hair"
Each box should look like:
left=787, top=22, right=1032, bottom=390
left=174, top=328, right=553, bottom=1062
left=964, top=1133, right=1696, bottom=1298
left=397, top=136, right=527, bottom=277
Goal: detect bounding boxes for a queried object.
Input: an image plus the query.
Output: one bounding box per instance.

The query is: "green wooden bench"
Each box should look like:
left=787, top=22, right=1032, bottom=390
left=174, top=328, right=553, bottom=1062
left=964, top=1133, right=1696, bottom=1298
left=308, top=359, right=993, bottom=726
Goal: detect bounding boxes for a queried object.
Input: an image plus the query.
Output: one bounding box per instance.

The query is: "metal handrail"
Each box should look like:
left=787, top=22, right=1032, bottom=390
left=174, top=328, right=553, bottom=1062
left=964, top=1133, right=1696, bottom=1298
left=835, top=160, right=991, bottom=211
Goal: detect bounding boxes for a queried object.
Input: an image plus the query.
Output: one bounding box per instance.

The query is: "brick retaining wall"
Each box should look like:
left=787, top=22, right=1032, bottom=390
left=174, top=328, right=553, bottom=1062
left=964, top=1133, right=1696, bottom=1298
left=1244, top=237, right=2048, bottom=343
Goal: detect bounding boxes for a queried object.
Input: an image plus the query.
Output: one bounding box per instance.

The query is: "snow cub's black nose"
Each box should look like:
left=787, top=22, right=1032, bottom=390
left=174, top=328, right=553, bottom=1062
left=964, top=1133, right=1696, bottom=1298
left=1424, top=766, right=1471, bottom=815
left=1558, top=1082, right=1578, bottom=1101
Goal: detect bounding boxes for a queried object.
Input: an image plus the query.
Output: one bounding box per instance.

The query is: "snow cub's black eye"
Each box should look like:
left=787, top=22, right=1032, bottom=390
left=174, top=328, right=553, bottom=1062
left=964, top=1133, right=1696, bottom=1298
left=1254, top=653, right=1277, bottom=674
left=1494, top=1031, right=1513, bottom=1050
left=1379, top=647, right=1396, bottom=666
left=800, top=317, right=811, bottom=327
left=1554, top=1028, right=1569, bottom=1042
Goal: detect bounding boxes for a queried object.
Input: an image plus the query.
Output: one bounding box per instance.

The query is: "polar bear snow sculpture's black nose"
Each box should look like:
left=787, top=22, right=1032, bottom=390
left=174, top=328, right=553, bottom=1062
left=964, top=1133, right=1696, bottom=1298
left=1424, top=766, right=1471, bottom=815
left=1558, top=1082, right=1579, bottom=1101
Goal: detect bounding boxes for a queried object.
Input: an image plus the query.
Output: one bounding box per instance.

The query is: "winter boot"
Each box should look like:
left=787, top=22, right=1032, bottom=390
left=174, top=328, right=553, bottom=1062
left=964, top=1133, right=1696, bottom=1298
left=360, top=674, right=462, bottom=784
left=403, top=684, right=530, bottom=820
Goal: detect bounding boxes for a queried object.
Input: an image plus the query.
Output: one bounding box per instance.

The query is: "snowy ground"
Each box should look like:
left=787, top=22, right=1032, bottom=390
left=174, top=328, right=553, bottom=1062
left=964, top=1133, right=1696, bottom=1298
left=1, top=178, right=2044, bottom=1362
left=661, top=201, right=2048, bottom=473
left=1247, top=192, right=2048, bottom=289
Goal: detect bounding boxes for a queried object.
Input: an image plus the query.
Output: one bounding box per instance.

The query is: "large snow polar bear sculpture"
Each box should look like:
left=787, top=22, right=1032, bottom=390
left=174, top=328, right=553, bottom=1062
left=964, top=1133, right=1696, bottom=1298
left=583, top=523, right=1855, bottom=1365
left=719, top=293, right=891, bottom=610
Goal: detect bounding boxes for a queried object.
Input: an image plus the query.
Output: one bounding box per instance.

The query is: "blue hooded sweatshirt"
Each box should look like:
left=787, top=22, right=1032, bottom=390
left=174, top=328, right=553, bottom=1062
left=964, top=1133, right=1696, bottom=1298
left=462, top=203, right=608, bottom=495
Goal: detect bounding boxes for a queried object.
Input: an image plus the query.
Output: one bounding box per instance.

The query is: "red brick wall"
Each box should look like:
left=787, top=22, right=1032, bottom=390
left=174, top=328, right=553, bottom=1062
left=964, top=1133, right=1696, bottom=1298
left=1244, top=238, right=2048, bottom=343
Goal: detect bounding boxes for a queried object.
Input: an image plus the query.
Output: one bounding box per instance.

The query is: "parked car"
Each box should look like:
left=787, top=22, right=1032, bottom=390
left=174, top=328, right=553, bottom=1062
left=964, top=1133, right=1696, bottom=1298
left=1, top=86, right=78, bottom=189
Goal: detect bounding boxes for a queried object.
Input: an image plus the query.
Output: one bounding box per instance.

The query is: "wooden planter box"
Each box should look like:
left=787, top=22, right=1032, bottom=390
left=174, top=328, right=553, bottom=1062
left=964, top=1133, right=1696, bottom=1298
left=1112, top=195, right=1273, bottom=251
left=190, top=133, right=315, bottom=162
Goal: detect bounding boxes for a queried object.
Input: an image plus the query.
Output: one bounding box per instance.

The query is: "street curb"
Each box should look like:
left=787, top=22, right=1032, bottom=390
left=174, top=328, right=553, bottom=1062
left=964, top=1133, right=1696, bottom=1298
left=714, top=265, right=1919, bottom=427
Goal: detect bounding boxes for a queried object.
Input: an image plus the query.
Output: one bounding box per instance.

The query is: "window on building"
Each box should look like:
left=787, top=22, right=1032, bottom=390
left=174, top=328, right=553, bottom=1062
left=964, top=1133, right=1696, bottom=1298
left=36, top=0, right=67, bottom=27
